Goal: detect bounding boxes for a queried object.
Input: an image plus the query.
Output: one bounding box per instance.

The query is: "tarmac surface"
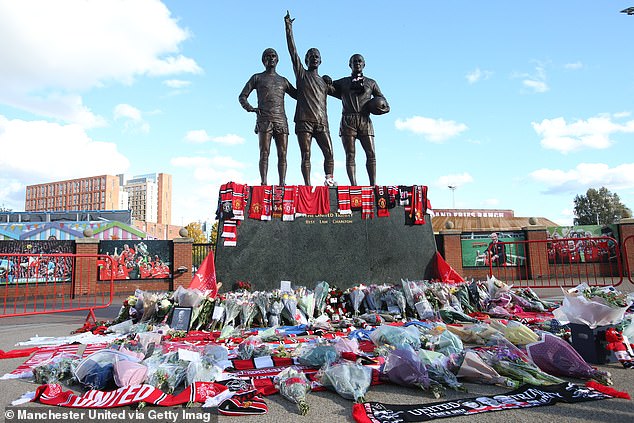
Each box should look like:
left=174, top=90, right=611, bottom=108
left=0, top=289, right=633, bottom=423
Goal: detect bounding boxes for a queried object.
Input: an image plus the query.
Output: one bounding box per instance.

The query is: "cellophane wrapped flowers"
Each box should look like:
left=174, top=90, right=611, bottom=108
left=274, top=366, right=312, bottom=415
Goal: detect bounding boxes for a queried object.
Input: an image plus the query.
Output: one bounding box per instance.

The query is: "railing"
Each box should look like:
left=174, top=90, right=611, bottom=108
left=192, top=243, right=214, bottom=272
left=0, top=253, right=115, bottom=322
left=622, top=234, right=634, bottom=284
left=486, top=237, right=623, bottom=288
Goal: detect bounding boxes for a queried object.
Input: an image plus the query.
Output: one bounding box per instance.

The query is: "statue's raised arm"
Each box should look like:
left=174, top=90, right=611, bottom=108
left=284, top=11, right=303, bottom=77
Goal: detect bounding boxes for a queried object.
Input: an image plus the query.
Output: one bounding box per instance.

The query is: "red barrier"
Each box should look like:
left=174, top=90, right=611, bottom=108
left=0, top=253, right=115, bottom=323
left=622, top=234, right=634, bottom=284
left=486, top=237, right=623, bottom=288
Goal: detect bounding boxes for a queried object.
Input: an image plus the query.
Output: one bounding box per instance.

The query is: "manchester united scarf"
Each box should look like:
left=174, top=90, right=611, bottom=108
left=352, top=382, right=614, bottom=423
left=33, top=381, right=229, bottom=408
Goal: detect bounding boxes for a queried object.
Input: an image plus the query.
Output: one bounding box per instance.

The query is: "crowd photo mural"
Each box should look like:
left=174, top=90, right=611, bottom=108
left=460, top=232, right=527, bottom=268
left=98, top=240, right=172, bottom=281
left=546, top=225, right=619, bottom=264
left=0, top=239, right=74, bottom=284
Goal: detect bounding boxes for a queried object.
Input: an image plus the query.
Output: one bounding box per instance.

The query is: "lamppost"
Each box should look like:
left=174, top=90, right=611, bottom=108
left=448, top=185, right=457, bottom=209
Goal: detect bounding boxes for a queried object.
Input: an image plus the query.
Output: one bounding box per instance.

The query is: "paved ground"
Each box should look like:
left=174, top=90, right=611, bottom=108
left=0, top=291, right=633, bottom=423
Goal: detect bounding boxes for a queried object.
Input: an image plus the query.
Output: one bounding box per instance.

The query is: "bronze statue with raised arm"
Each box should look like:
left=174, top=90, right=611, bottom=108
left=331, top=54, right=389, bottom=186
left=239, top=48, right=297, bottom=185
left=284, top=11, right=335, bottom=186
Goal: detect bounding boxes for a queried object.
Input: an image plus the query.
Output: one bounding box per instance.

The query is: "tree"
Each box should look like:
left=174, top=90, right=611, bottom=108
left=209, top=221, right=218, bottom=251
left=573, top=187, right=632, bottom=225
left=184, top=221, right=207, bottom=243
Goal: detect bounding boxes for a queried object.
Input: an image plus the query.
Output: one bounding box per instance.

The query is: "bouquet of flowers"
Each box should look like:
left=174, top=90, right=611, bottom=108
left=297, top=343, right=339, bottom=367
left=223, top=297, right=241, bottom=328
left=268, top=299, right=284, bottom=327
left=33, top=353, right=79, bottom=385
left=349, top=287, right=366, bottom=316
left=382, top=347, right=437, bottom=396
left=514, top=287, right=558, bottom=311
left=140, top=292, right=158, bottom=322
left=417, top=349, right=465, bottom=393
left=446, top=323, right=502, bottom=345
left=145, top=351, right=188, bottom=393
left=401, top=279, right=427, bottom=311
left=384, top=287, right=407, bottom=319
left=274, top=366, right=312, bottom=415
left=297, top=287, right=316, bottom=319
left=172, top=286, right=205, bottom=308
left=370, top=324, right=421, bottom=350
left=325, top=286, right=349, bottom=321
left=239, top=298, right=257, bottom=329
left=155, top=293, right=173, bottom=324
left=496, top=320, right=540, bottom=346
left=190, top=296, right=215, bottom=331
left=480, top=341, right=564, bottom=387
left=282, top=292, right=300, bottom=325
left=526, top=332, right=612, bottom=385
left=112, top=294, right=141, bottom=324
left=456, top=349, right=517, bottom=387
left=252, top=291, right=270, bottom=327
left=313, top=281, right=330, bottom=316
left=438, top=308, right=479, bottom=324
left=233, top=280, right=252, bottom=292
left=416, top=323, right=463, bottom=355
left=237, top=336, right=270, bottom=360
left=553, top=283, right=633, bottom=328
left=453, top=284, right=476, bottom=314
left=319, top=361, right=372, bottom=403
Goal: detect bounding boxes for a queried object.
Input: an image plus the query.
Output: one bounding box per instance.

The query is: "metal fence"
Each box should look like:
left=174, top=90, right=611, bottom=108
left=0, top=253, right=115, bottom=322
left=192, top=243, right=214, bottom=272
left=486, top=236, right=623, bottom=288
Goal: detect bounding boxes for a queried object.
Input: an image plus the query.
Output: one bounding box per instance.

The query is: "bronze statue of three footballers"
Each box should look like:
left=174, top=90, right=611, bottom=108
left=239, top=11, right=389, bottom=187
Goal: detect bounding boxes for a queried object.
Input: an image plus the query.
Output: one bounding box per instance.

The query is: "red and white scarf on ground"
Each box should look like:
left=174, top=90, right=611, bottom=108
left=32, top=381, right=228, bottom=408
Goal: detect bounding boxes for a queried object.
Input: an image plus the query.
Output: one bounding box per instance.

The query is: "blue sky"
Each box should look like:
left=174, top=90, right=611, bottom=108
left=1, top=1, right=633, bottom=226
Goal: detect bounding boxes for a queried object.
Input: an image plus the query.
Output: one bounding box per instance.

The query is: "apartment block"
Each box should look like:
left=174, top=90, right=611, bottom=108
left=25, top=173, right=172, bottom=225
left=25, top=175, right=120, bottom=212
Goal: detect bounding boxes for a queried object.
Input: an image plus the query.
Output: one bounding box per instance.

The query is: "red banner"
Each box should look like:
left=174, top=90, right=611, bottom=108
left=189, top=252, right=218, bottom=298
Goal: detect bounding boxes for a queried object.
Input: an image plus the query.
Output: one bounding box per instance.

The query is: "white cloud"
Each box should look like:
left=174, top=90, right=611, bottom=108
left=530, top=162, right=634, bottom=194
left=522, top=79, right=548, bottom=93
left=212, top=134, right=245, bottom=145
left=564, top=61, right=583, bottom=70
left=514, top=62, right=549, bottom=93
left=466, top=67, right=492, bottom=84
left=532, top=114, right=634, bottom=153
left=0, top=0, right=201, bottom=123
left=184, top=130, right=245, bottom=145
left=0, top=115, right=130, bottom=208
left=114, top=103, right=149, bottom=133
left=170, top=154, right=250, bottom=224
left=184, top=130, right=211, bottom=143
left=395, top=116, right=468, bottom=142
left=163, top=79, right=191, bottom=89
